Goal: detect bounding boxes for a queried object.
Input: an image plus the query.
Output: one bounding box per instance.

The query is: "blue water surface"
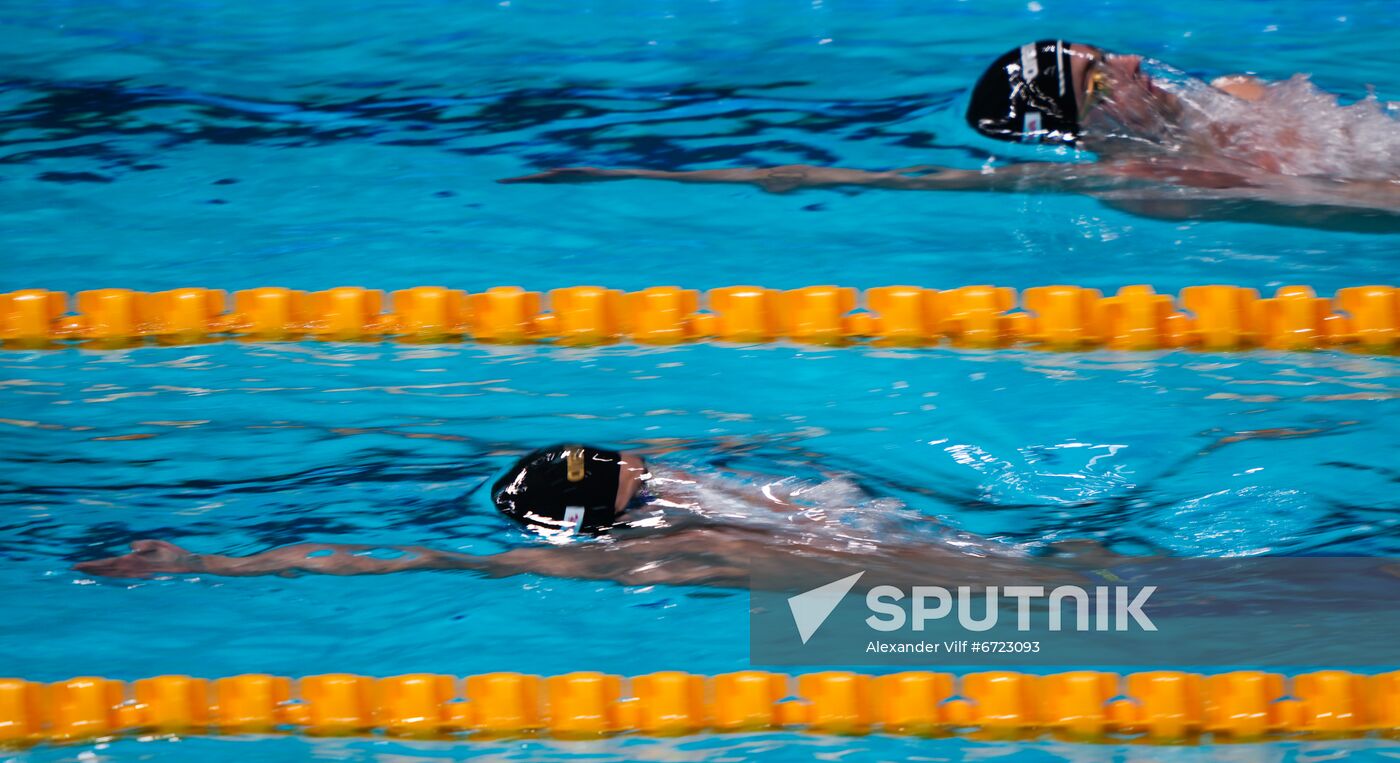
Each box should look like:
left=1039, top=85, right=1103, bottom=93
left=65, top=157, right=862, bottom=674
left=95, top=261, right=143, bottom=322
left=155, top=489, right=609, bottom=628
left=1, top=0, right=1397, bottom=761
left=1, top=0, right=1397, bottom=292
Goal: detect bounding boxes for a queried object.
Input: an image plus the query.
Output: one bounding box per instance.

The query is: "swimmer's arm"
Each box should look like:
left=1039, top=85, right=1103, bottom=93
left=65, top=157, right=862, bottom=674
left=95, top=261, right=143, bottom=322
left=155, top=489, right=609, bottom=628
left=883, top=162, right=1259, bottom=192
left=71, top=537, right=749, bottom=586
left=499, top=162, right=1244, bottom=194
left=498, top=165, right=906, bottom=193
left=199, top=544, right=500, bottom=576
left=498, top=164, right=1065, bottom=193
left=73, top=535, right=1114, bottom=590
left=73, top=540, right=506, bottom=578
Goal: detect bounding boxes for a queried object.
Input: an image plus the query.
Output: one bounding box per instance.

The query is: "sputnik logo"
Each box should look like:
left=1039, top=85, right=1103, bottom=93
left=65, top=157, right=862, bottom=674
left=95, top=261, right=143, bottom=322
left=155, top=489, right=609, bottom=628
left=787, top=571, right=865, bottom=644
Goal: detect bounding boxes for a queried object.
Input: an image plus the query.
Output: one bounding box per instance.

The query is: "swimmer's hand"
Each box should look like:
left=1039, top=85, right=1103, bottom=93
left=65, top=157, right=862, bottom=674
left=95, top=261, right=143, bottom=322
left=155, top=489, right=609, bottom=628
left=73, top=540, right=198, bottom=578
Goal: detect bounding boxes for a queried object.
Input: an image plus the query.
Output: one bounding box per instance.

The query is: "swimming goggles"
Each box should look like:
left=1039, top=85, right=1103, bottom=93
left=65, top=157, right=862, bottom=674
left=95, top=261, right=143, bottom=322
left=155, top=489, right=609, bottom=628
left=1080, top=56, right=1113, bottom=117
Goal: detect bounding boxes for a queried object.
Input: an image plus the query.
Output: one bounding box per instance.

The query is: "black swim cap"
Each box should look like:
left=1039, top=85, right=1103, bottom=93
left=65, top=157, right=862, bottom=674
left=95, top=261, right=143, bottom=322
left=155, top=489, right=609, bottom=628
left=966, top=40, right=1085, bottom=144
left=492, top=445, right=624, bottom=536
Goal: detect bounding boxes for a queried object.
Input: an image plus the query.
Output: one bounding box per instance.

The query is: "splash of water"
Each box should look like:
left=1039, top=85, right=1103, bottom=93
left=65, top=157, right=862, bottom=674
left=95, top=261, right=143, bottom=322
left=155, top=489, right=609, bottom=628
left=630, top=463, right=1019, bottom=557
left=1183, top=77, right=1398, bottom=180
left=1096, top=60, right=1400, bottom=181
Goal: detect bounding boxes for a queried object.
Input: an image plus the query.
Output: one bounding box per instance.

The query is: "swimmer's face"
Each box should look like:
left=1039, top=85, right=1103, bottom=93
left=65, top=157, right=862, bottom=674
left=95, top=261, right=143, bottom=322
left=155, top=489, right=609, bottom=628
left=614, top=451, right=649, bottom=516
left=1067, top=45, right=1178, bottom=144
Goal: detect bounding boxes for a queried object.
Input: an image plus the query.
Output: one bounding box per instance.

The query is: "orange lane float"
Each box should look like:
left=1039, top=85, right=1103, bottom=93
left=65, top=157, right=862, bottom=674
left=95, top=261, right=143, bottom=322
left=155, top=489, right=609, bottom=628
left=0, top=670, right=1397, bottom=747
left=0, top=284, right=1395, bottom=351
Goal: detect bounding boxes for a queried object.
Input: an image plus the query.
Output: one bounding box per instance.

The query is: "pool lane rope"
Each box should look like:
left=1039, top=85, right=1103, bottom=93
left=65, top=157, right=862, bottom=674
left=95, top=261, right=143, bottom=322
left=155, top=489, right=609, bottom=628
left=2, top=670, right=1398, bottom=746
left=1, top=284, right=1396, bottom=351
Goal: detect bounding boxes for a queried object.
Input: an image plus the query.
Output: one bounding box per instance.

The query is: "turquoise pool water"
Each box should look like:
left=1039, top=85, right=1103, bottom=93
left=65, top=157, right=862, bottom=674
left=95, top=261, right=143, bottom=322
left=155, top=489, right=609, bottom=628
left=1, top=0, right=1397, bottom=760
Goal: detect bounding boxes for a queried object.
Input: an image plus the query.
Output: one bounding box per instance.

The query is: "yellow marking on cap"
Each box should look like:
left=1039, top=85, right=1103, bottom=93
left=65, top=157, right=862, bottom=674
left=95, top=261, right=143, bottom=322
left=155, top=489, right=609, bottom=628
left=565, top=446, right=586, bottom=482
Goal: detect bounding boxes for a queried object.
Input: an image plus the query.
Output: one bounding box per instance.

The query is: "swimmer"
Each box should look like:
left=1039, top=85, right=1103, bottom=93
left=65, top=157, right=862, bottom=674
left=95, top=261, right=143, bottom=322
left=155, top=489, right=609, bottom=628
left=73, top=444, right=1113, bottom=589
left=500, top=40, right=1400, bottom=232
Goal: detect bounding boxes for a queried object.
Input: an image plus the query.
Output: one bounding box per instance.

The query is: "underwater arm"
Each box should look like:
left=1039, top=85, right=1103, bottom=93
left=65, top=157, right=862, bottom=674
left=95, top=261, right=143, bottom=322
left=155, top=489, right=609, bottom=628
left=499, top=162, right=1249, bottom=195
left=70, top=535, right=753, bottom=586
left=72, top=540, right=503, bottom=578
left=497, top=163, right=1086, bottom=193
left=499, top=165, right=908, bottom=193
left=72, top=533, right=1118, bottom=589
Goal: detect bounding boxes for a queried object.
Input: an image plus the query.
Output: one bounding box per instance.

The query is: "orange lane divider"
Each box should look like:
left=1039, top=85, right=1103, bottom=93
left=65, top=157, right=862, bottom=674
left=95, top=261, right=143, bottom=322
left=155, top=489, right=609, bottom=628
left=1, top=670, right=1398, bottom=747
left=0, top=284, right=1396, bottom=351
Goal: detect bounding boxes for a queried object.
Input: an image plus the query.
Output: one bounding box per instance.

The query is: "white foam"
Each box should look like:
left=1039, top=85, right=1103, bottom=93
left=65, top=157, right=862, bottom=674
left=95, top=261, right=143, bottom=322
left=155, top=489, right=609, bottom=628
left=1091, top=64, right=1400, bottom=181
left=1178, top=75, right=1400, bottom=180
left=636, top=464, right=1018, bottom=557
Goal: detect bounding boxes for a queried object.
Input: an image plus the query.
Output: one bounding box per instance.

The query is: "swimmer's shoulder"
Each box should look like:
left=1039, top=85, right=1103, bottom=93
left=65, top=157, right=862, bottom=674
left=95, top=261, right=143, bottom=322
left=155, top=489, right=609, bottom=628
left=1210, top=75, right=1268, bottom=102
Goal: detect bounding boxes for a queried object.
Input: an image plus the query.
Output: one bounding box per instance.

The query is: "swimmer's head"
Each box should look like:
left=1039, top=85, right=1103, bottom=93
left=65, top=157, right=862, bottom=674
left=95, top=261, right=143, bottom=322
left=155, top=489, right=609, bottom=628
left=491, top=444, right=647, bottom=536
left=967, top=41, right=1180, bottom=148
left=966, top=40, right=1111, bottom=145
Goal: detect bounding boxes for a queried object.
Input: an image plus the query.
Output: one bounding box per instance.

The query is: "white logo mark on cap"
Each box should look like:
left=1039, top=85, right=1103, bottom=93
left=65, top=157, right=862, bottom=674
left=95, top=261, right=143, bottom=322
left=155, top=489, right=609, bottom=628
left=1020, top=43, right=1039, bottom=81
